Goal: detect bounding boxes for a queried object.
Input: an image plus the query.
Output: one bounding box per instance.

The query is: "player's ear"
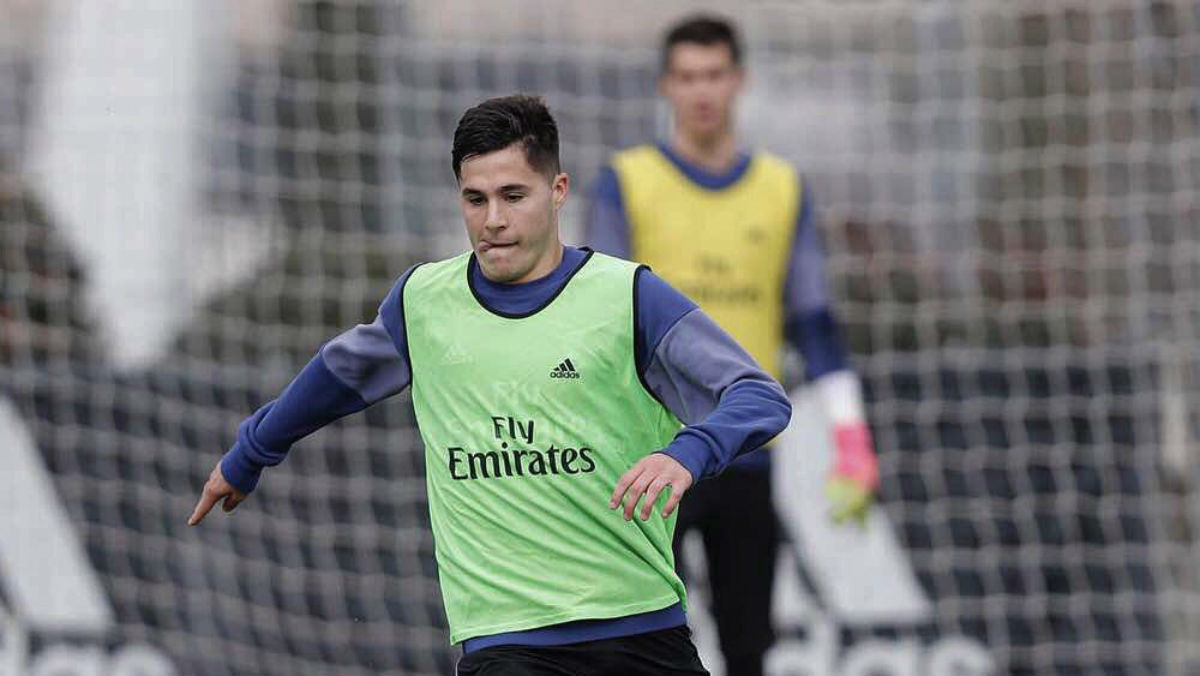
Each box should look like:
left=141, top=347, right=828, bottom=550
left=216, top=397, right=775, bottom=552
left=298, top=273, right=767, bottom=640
left=551, top=172, right=570, bottom=210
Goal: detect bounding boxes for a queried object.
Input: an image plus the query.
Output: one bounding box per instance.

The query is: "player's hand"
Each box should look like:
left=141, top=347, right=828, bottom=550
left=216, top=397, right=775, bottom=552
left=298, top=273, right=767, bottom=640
left=825, top=422, right=879, bottom=527
left=188, top=461, right=247, bottom=526
left=610, top=453, right=694, bottom=521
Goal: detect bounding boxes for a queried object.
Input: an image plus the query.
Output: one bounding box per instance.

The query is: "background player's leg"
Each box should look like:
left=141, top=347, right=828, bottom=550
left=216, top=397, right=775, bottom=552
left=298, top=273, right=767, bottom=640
left=672, top=472, right=716, bottom=586
left=702, top=468, right=778, bottom=676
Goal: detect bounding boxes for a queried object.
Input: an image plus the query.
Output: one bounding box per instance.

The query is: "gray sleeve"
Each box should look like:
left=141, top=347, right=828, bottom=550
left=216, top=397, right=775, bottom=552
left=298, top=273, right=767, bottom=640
left=319, top=314, right=410, bottom=405
left=645, top=309, right=784, bottom=423
left=784, top=181, right=834, bottom=320
left=584, top=165, right=633, bottom=260
left=646, top=309, right=792, bottom=478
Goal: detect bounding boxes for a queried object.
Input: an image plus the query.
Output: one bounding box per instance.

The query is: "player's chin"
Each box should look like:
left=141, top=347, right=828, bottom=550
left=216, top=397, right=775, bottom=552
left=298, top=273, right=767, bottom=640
left=478, top=248, right=526, bottom=282
left=688, top=117, right=723, bottom=137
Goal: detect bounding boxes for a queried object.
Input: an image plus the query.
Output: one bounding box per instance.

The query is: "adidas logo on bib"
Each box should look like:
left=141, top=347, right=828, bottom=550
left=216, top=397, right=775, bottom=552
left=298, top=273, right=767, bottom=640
left=550, top=358, right=581, bottom=379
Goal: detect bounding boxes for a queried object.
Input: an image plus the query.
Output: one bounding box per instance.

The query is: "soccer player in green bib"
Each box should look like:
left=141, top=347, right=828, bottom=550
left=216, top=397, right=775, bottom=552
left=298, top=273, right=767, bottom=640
left=188, top=95, right=791, bottom=675
left=587, top=15, right=882, bottom=676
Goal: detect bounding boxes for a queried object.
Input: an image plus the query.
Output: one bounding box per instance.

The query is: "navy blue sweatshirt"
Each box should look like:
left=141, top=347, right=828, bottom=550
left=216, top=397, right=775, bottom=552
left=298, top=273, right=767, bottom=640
left=220, top=245, right=792, bottom=652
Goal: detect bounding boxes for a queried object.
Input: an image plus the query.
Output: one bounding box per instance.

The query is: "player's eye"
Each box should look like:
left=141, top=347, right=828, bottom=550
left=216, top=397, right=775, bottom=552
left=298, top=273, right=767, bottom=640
left=504, top=193, right=525, bottom=203
left=466, top=195, right=485, bottom=206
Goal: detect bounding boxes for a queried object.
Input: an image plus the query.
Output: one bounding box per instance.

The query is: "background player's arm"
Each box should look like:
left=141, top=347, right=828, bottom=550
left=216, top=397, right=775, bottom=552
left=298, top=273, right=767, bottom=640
left=784, top=185, right=879, bottom=523
left=611, top=269, right=792, bottom=520
left=188, top=267, right=417, bottom=525
left=584, top=165, right=631, bottom=260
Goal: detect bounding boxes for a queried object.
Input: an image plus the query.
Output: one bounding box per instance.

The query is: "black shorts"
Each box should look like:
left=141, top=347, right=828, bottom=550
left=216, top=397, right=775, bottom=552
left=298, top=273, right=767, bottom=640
left=455, top=626, right=709, bottom=676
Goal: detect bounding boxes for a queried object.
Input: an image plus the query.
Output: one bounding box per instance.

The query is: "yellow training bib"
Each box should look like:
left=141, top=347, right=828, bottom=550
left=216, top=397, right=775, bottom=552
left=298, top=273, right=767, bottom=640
left=612, top=145, right=800, bottom=379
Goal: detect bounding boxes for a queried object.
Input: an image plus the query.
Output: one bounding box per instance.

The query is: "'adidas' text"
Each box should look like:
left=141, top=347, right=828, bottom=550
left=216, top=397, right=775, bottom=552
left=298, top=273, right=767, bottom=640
left=550, top=358, right=581, bottom=379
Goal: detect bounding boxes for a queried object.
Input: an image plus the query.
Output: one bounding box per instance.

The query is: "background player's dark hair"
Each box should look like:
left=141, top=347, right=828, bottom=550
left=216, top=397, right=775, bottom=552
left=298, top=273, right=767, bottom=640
left=661, top=14, right=743, bottom=72
left=451, top=95, right=561, bottom=180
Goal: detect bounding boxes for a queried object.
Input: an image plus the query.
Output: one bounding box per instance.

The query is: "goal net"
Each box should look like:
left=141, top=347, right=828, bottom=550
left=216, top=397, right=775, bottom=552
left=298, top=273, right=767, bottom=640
left=0, top=2, right=1198, bottom=675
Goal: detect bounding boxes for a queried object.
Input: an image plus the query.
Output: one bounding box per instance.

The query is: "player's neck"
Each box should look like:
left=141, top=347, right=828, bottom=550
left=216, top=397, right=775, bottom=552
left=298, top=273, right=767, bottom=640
left=670, top=129, right=739, bottom=175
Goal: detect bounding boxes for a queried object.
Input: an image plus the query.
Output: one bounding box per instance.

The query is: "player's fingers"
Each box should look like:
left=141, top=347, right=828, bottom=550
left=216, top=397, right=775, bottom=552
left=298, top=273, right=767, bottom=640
left=831, top=504, right=849, bottom=524
left=188, top=488, right=220, bottom=526
left=639, top=477, right=670, bottom=520
left=623, top=474, right=654, bottom=521
left=852, top=493, right=872, bottom=528
left=610, top=463, right=645, bottom=509
left=661, top=479, right=688, bottom=518
left=221, top=493, right=244, bottom=513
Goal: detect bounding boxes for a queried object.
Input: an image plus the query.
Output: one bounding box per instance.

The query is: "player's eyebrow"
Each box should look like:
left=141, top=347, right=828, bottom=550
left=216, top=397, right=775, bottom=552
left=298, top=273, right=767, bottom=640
left=460, top=183, right=529, bottom=197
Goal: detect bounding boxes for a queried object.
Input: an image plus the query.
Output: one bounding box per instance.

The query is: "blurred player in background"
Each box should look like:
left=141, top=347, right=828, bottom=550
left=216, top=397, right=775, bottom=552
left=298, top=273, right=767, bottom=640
left=586, top=15, right=879, bottom=676
left=189, top=95, right=792, bottom=676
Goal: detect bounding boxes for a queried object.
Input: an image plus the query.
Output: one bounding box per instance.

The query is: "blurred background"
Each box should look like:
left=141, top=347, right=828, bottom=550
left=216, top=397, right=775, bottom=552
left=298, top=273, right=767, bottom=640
left=1, top=0, right=1199, bottom=674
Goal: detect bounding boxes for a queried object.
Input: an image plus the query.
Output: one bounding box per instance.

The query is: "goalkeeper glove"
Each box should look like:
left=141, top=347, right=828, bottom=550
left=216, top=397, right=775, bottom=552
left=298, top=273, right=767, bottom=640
left=824, top=422, right=879, bottom=527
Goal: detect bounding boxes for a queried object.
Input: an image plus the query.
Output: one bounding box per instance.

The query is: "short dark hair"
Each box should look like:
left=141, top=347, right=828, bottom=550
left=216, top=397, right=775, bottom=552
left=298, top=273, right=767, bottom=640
left=661, top=15, right=742, bottom=72
left=451, top=95, right=561, bottom=180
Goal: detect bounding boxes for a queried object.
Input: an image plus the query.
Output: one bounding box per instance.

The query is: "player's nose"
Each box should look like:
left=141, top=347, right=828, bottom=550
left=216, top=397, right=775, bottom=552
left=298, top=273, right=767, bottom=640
left=484, top=202, right=507, bottom=230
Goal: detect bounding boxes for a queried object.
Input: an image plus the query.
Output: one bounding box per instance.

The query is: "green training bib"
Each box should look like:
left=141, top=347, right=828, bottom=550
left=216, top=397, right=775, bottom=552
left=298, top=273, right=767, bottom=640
left=402, top=250, right=687, bottom=644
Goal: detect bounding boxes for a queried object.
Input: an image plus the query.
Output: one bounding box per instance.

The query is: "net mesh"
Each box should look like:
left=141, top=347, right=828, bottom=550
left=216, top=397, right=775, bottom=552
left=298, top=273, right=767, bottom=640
left=1, top=2, right=1198, bottom=675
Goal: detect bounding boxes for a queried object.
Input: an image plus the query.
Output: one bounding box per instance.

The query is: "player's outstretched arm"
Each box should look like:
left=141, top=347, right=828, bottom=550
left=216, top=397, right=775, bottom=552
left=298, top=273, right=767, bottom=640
left=187, top=268, right=417, bottom=525
left=188, top=461, right=246, bottom=525
left=610, top=452, right=694, bottom=521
